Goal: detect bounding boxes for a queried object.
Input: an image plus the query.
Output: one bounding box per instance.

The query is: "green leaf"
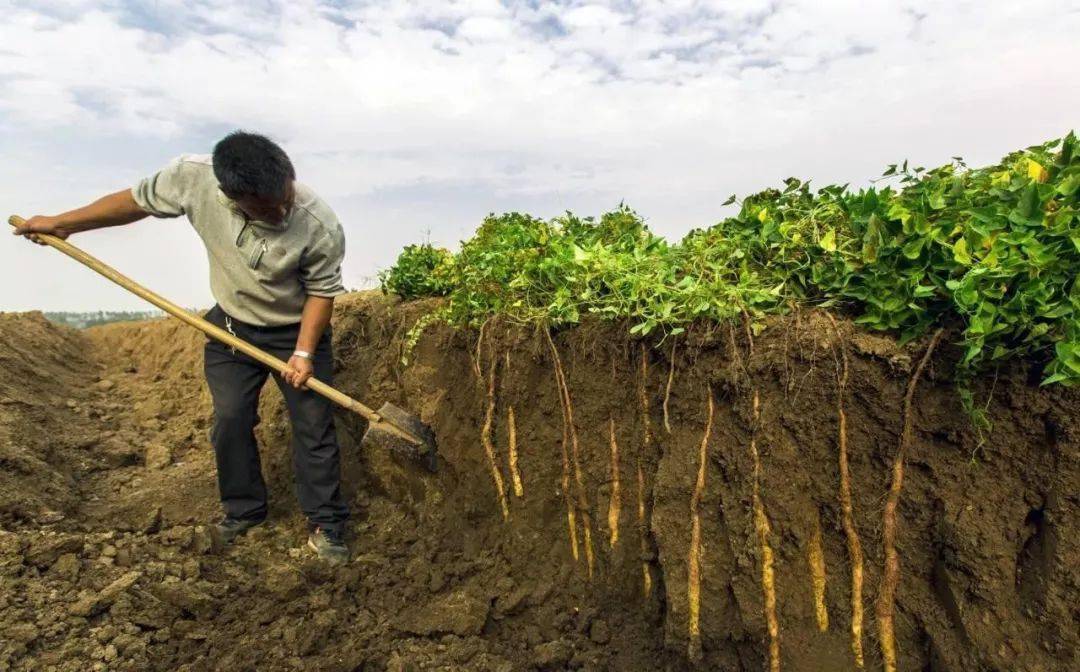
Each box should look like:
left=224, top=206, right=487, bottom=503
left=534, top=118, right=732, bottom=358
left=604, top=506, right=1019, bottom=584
left=820, top=228, right=837, bottom=252
left=902, top=237, right=926, bottom=259
left=953, top=237, right=972, bottom=264
left=928, top=186, right=946, bottom=210
left=1017, top=183, right=1040, bottom=221
left=1041, top=372, right=1069, bottom=386
left=1057, top=175, right=1079, bottom=197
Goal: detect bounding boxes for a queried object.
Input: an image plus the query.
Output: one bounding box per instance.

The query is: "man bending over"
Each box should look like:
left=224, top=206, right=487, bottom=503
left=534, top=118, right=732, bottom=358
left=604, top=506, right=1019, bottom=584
left=15, top=131, right=351, bottom=564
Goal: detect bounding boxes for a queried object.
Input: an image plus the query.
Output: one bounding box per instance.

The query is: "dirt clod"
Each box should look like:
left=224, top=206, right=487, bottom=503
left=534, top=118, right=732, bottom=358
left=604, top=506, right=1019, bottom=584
left=264, top=563, right=306, bottom=599
left=149, top=580, right=216, bottom=620
left=589, top=618, right=611, bottom=644
left=68, top=571, right=141, bottom=617
left=144, top=445, right=172, bottom=470
left=26, top=535, right=83, bottom=568
left=532, top=640, right=573, bottom=668
left=50, top=552, right=81, bottom=579
left=397, top=589, right=490, bottom=637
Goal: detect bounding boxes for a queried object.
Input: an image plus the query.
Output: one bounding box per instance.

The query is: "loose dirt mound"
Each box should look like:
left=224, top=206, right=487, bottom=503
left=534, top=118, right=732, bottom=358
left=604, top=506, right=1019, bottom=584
left=0, top=312, right=98, bottom=526
left=1, top=294, right=1077, bottom=671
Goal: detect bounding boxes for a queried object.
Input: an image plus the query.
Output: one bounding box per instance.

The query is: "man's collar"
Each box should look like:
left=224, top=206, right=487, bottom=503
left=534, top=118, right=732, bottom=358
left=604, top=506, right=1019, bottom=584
left=216, top=187, right=290, bottom=230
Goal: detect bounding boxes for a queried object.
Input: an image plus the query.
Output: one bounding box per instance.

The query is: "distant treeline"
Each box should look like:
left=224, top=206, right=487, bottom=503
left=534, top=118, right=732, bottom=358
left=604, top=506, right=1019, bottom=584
left=44, top=310, right=165, bottom=329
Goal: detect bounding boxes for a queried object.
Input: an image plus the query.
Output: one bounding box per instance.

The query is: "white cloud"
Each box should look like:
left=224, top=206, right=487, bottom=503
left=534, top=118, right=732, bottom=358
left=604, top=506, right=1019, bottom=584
left=0, top=0, right=1077, bottom=310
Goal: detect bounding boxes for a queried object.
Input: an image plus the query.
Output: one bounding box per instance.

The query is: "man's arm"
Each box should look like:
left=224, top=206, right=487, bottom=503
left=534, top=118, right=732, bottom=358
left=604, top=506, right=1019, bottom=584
left=12, top=190, right=149, bottom=245
left=282, top=295, right=335, bottom=389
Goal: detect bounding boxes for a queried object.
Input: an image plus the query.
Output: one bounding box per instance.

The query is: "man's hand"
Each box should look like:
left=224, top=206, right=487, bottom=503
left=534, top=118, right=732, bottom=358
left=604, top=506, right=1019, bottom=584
left=12, top=215, right=69, bottom=245
left=289, top=295, right=334, bottom=390
left=284, top=355, right=314, bottom=389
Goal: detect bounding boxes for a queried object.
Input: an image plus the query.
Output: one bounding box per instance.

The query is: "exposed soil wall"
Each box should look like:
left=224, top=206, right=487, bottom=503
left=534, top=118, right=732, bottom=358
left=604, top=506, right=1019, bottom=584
left=1, top=294, right=1077, bottom=671
left=335, top=294, right=1079, bottom=672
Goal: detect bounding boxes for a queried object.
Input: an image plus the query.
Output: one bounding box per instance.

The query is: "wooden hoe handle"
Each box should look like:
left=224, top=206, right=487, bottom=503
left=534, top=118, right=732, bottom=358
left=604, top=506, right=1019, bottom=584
left=8, top=214, right=422, bottom=447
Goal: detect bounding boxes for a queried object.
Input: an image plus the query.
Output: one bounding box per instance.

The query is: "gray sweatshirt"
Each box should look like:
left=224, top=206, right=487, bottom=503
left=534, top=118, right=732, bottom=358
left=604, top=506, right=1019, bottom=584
left=131, top=154, right=346, bottom=326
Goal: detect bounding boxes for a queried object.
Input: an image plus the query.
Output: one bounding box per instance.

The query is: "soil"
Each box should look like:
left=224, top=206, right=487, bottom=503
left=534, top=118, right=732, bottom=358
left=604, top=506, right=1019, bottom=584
left=0, top=294, right=1076, bottom=671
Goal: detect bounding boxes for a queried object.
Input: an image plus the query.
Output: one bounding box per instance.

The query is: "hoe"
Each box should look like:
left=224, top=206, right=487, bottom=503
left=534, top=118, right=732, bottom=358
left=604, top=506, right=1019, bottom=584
left=8, top=214, right=439, bottom=473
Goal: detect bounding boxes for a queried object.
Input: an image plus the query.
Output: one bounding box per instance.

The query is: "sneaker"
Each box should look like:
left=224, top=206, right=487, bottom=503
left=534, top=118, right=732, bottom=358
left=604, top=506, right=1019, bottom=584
left=212, top=517, right=264, bottom=546
left=307, top=526, right=349, bottom=565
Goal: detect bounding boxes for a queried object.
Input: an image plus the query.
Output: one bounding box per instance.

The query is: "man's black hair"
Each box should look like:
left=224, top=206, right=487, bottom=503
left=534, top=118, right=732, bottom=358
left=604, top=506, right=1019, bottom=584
left=212, top=131, right=295, bottom=200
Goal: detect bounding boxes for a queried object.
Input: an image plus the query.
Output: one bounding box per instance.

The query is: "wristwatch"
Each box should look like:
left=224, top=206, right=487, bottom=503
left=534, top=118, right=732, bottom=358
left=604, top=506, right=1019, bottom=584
left=292, top=350, right=314, bottom=360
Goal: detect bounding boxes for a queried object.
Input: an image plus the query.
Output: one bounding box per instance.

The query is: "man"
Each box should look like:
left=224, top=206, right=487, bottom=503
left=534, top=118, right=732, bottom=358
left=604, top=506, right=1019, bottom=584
left=14, top=131, right=350, bottom=564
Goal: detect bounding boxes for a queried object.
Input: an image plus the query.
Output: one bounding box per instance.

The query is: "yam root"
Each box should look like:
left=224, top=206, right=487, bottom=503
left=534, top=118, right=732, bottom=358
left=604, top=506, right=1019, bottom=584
left=638, top=344, right=655, bottom=598
left=504, top=351, right=524, bottom=498
left=546, top=330, right=594, bottom=577
left=508, top=406, right=523, bottom=497
left=608, top=417, right=621, bottom=547
left=809, top=512, right=829, bottom=633
left=687, top=389, right=714, bottom=661
left=826, top=313, right=864, bottom=667
left=663, top=337, right=677, bottom=433
left=551, top=344, right=578, bottom=561
left=876, top=328, right=944, bottom=672
left=750, top=389, right=780, bottom=672
left=481, top=354, right=510, bottom=521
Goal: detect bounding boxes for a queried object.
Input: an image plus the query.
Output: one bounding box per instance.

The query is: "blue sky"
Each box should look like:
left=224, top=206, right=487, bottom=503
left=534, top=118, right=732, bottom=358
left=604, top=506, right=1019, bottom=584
left=1, top=0, right=1078, bottom=311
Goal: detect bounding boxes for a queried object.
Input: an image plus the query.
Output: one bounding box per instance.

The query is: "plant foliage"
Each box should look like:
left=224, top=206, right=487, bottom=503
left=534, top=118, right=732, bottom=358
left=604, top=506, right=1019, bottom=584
left=381, top=133, right=1080, bottom=384
left=377, top=243, right=454, bottom=299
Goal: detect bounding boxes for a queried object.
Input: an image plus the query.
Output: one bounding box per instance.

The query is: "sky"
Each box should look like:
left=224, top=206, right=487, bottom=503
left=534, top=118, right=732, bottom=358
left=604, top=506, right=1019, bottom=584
left=1, top=0, right=1078, bottom=312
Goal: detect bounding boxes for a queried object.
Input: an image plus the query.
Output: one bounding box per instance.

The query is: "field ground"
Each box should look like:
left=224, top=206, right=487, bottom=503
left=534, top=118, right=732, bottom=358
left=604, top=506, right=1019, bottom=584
left=1, top=292, right=1077, bottom=671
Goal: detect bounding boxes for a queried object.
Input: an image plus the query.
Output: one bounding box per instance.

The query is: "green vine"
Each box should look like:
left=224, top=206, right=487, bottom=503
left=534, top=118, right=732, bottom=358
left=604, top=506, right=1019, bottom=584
left=382, top=133, right=1080, bottom=386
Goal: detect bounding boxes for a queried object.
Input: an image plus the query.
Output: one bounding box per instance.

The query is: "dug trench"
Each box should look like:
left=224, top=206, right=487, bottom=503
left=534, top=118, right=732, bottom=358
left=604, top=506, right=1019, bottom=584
left=1, top=292, right=1077, bottom=671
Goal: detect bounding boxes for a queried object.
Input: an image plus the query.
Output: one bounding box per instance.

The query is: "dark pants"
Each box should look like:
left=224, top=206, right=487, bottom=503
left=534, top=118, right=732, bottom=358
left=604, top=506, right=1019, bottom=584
left=203, top=305, right=348, bottom=534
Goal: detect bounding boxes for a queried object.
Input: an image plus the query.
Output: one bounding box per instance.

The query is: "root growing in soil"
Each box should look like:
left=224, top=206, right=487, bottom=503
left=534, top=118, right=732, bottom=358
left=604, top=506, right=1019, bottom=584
left=809, top=512, right=829, bottom=633
left=687, top=387, right=714, bottom=662
left=826, top=313, right=865, bottom=667
left=508, top=406, right=523, bottom=498
left=663, top=337, right=677, bottom=433
left=637, top=464, right=651, bottom=597
left=608, top=416, right=621, bottom=548
left=473, top=318, right=489, bottom=380
left=749, top=388, right=780, bottom=672
left=505, top=351, right=524, bottom=498
left=637, top=343, right=655, bottom=598
left=877, top=328, right=944, bottom=672
left=482, top=351, right=510, bottom=521
left=550, top=344, right=579, bottom=562
left=546, top=330, right=595, bottom=578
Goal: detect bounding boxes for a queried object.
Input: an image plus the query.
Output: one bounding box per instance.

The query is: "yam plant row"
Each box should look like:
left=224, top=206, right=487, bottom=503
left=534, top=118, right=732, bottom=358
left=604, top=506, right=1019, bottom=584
left=381, top=132, right=1080, bottom=388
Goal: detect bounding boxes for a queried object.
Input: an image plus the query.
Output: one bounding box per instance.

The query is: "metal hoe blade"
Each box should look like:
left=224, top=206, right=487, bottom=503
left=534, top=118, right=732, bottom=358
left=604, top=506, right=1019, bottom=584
left=362, top=402, right=439, bottom=473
